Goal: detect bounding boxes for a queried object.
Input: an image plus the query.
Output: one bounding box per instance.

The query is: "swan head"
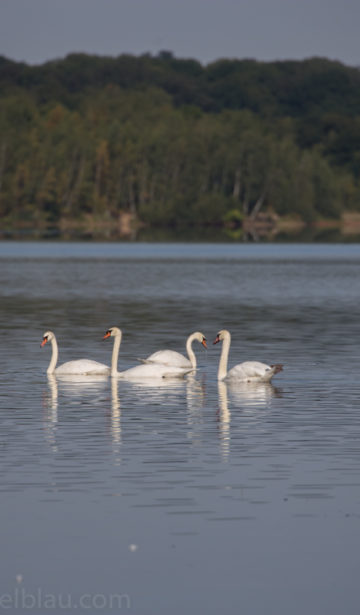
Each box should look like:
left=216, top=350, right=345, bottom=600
left=213, top=329, right=230, bottom=345
left=41, top=331, right=55, bottom=347
left=103, top=327, right=122, bottom=340
left=193, top=332, right=207, bottom=348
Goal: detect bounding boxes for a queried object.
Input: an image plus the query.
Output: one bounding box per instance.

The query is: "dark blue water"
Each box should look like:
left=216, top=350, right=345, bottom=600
left=0, top=242, right=359, bottom=614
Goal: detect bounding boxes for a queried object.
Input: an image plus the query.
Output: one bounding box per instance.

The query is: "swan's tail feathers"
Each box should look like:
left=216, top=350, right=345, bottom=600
left=137, top=358, right=151, bottom=364
left=270, top=364, right=283, bottom=375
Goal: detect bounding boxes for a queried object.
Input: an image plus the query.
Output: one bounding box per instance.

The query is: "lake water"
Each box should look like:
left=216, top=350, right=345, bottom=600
left=1, top=242, right=360, bottom=614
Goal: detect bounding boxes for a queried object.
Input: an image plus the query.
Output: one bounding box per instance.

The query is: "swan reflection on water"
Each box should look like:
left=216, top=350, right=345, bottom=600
left=43, top=374, right=59, bottom=452
left=45, top=373, right=58, bottom=412
left=217, top=381, right=231, bottom=461
left=43, top=373, right=110, bottom=451
left=53, top=372, right=109, bottom=391
left=123, top=373, right=207, bottom=420
left=186, top=373, right=206, bottom=421
left=122, top=375, right=187, bottom=404
left=225, top=381, right=281, bottom=407
left=217, top=380, right=282, bottom=461
left=110, top=377, right=121, bottom=462
left=54, top=376, right=122, bottom=459
left=43, top=373, right=282, bottom=462
left=44, top=371, right=109, bottom=407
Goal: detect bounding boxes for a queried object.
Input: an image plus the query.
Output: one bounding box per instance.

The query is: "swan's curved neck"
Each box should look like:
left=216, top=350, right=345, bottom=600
left=218, top=333, right=231, bottom=380
left=186, top=334, right=197, bottom=369
left=111, top=333, right=122, bottom=376
left=47, top=336, right=59, bottom=374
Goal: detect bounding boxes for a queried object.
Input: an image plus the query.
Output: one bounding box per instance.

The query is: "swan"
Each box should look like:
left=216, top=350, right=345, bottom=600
left=213, top=329, right=283, bottom=382
left=138, top=331, right=207, bottom=369
left=40, top=329, right=119, bottom=375
left=103, top=327, right=193, bottom=379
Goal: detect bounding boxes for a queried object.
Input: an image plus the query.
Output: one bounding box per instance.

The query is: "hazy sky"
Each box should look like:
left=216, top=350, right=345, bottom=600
left=0, top=0, right=359, bottom=67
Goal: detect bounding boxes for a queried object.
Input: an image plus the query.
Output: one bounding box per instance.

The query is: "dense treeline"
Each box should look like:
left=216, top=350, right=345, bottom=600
left=0, top=52, right=360, bottom=233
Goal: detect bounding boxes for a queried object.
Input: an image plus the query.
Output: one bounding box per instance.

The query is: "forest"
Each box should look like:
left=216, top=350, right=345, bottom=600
left=0, top=52, right=360, bottom=237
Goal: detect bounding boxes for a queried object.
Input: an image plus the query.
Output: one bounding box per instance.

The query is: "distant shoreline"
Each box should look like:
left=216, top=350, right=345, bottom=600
left=1, top=211, right=360, bottom=243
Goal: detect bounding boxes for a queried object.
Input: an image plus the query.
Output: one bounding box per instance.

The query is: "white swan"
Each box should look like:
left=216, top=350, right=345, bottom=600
left=213, top=329, right=283, bottom=382
left=41, top=329, right=119, bottom=376
left=103, top=327, right=193, bottom=380
left=138, top=331, right=207, bottom=369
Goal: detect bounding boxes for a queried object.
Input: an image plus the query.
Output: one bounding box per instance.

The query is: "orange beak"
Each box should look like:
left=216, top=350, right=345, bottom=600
left=40, top=338, right=48, bottom=348
left=213, top=335, right=220, bottom=345
left=103, top=331, right=111, bottom=340
left=202, top=339, right=207, bottom=349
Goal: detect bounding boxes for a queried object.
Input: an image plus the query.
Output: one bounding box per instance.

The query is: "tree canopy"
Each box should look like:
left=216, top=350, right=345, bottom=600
left=0, top=52, right=359, bottom=235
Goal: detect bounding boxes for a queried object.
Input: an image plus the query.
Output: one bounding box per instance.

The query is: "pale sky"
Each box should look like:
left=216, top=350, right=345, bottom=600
left=0, top=0, right=359, bottom=67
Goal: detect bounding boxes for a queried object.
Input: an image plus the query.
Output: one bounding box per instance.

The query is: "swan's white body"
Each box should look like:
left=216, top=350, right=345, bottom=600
left=104, top=327, right=193, bottom=380
left=214, top=330, right=283, bottom=383
left=117, top=363, right=191, bottom=380
left=41, top=330, right=117, bottom=376
left=139, top=331, right=207, bottom=369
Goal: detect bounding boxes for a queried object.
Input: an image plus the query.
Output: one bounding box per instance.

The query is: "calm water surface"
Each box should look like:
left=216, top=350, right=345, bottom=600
left=1, top=242, right=360, bottom=614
